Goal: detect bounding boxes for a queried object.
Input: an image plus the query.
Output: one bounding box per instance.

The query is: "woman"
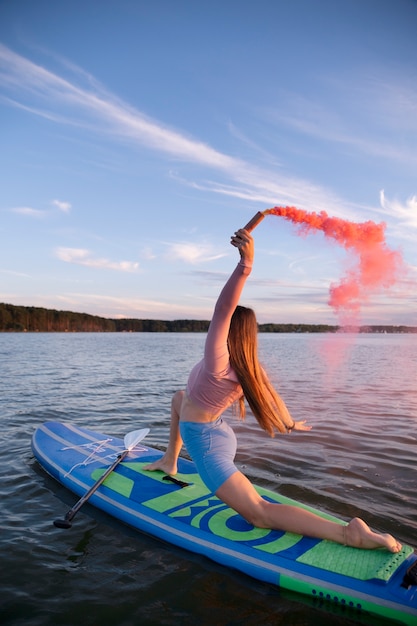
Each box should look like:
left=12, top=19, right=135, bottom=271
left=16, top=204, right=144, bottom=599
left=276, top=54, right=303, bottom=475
left=145, top=228, right=401, bottom=553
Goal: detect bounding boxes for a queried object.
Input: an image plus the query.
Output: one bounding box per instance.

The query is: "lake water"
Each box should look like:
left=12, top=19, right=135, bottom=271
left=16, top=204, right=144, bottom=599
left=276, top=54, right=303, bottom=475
left=1, top=332, right=416, bottom=625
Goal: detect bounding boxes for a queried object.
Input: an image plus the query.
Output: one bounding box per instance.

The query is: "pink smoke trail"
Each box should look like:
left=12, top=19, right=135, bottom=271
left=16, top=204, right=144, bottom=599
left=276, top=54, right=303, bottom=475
left=259, top=206, right=405, bottom=324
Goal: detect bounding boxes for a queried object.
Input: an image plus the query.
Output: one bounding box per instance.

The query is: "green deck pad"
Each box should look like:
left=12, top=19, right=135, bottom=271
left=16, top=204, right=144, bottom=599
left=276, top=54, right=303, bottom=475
left=93, top=462, right=209, bottom=507
left=127, top=463, right=211, bottom=512
left=297, top=539, right=414, bottom=581
left=93, top=463, right=414, bottom=577
left=136, top=470, right=309, bottom=552
left=92, top=468, right=134, bottom=497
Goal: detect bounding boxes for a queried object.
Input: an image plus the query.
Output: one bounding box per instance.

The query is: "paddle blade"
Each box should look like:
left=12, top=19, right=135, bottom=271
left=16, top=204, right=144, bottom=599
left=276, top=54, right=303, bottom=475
left=53, top=518, right=72, bottom=529
left=124, top=428, right=150, bottom=451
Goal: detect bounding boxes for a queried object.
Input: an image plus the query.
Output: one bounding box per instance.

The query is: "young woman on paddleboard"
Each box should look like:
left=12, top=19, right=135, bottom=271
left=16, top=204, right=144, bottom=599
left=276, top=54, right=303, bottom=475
left=145, top=227, right=401, bottom=553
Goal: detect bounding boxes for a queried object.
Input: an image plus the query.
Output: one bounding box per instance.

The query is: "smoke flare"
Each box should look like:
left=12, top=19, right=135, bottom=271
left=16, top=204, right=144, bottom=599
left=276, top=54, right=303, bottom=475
left=264, top=206, right=404, bottom=323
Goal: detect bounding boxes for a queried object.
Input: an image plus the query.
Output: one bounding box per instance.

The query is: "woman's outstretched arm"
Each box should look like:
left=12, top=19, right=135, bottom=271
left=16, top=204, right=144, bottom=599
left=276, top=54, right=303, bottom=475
left=204, top=229, right=254, bottom=374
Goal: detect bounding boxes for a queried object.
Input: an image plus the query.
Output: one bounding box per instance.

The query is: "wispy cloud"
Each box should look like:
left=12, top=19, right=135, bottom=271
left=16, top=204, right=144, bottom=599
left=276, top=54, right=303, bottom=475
left=55, top=247, right=139, bottom=272
left=52, top=199, right=71, bottom=212
left=380, top=190, right=417, bottom=228
left=0, top=44, right=236, bottom=168
left=264, top=72, right=417, bottom=167
left=11, top=206, right=46, bottom=218
left=1, top=44, right=416, bottom=234
left=0, top=269, right=31, bottom=278
left=0, top=44, right=343, bottom=214
left=167, top=242, right=225, bottom=264
left=54, top=292, right=208, bottom=319
left=8, top=199, right=71, bottom=218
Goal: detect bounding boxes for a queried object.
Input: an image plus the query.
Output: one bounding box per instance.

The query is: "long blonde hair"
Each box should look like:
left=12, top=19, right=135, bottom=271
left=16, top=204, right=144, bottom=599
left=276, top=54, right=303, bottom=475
left=227, top=306, right=293, bottom=436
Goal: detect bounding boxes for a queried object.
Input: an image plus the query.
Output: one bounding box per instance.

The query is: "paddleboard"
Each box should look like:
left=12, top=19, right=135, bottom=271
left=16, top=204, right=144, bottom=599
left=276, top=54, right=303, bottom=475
left=32, top=421, right=417, bottom=625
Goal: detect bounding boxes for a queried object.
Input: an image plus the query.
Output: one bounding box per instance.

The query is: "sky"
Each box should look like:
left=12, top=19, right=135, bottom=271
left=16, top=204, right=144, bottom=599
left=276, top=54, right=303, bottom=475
left=1, top=0, right=416, bottom=326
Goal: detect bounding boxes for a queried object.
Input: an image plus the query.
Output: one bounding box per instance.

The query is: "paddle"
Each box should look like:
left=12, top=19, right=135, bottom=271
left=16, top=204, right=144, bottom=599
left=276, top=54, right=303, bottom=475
left=53, top=428, right=150, bottom=529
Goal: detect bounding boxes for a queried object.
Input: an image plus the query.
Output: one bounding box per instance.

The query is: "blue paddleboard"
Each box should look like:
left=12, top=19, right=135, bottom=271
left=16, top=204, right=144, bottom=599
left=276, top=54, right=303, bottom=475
left=32, top=422, right=417, bottom=625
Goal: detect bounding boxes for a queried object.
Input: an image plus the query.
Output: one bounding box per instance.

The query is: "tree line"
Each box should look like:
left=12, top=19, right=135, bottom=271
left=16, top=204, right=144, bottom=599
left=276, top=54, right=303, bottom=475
left=0, top=302, right=415, bottom=333
left=0, top=303, right=210, bottom=333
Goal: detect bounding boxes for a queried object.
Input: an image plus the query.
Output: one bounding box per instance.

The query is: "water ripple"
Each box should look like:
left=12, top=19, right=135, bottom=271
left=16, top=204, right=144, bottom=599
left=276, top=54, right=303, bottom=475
left=1, top=332, right=416, bottom=625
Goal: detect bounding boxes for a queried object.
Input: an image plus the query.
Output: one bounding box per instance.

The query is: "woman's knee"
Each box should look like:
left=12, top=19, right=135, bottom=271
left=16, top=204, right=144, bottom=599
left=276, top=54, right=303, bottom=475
left=241, top=500, right=271, bottom=529
left=217, top=473, right=272, bottom=528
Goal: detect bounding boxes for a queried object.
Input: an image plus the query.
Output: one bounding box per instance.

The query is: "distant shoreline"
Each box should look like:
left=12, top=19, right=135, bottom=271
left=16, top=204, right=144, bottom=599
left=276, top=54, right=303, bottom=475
left=1, top=302, right=415, bottom=333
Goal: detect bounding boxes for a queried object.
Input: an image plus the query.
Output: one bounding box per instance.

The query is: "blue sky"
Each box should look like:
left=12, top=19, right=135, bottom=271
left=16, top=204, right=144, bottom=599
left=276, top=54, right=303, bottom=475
left=1, top=0, right=416, bottom=325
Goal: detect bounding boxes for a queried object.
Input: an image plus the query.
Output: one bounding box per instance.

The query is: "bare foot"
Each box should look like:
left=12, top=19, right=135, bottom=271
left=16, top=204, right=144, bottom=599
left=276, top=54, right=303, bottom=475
left=346, top=518, right=402, bottom=553
left=143, top=454, right=177, bottom=475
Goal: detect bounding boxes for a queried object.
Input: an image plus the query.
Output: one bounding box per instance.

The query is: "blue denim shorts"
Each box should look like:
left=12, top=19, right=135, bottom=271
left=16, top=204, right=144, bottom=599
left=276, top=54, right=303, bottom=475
left=179, top=417, right=238, bottom=493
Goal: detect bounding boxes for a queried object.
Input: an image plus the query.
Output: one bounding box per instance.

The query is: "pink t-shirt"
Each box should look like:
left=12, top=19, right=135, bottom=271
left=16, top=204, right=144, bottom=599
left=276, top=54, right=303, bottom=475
left=186, top=260, right=252, bottom=414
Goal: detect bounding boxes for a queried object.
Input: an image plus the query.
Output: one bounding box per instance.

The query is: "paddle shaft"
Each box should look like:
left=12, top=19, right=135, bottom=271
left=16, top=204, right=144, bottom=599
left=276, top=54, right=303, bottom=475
left=55, top=449, right=128, bottom=526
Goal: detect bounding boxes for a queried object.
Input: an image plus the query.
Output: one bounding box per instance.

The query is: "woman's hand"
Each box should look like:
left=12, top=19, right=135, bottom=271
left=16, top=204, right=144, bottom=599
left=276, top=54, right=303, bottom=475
left=292, top=420, right=312, bottom=432
left=231, top=229, right=254, bottom=264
